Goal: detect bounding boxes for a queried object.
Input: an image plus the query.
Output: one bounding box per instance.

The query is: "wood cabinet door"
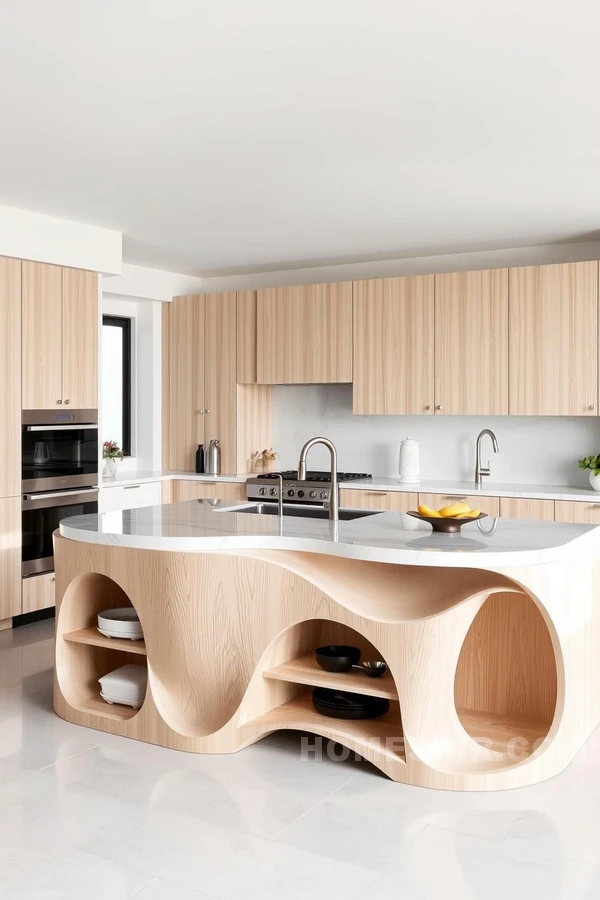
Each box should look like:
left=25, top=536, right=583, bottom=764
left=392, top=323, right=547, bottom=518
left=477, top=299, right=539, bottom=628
left=62, top=268, right=98, bottom=410
left=509, top=262, right=598, bottom=415
left=256, top=282, right=352, bottom=384
left=499, top=498, right=555, bottom=520
left=339, top=489, right=417, bottom=511
left=22, top=571, right=55, bottom=614
left=162, top=294, right=204, bottom=471
left=554, top=501, right=600, bottom=524
left=204, top=292, right=237, bottom=474
left=418, top=493, right=500, bottom=516
left=172, top=481, right=245, bottom=503
left=435, top=269, right=508, bottom=415
left=22, top=261, right=63, bottom=410
left=0, top=258, right=21, bottom=498
left=353, top=276, right=434, bottom=414
left=0, top=497, right=21, bottom=620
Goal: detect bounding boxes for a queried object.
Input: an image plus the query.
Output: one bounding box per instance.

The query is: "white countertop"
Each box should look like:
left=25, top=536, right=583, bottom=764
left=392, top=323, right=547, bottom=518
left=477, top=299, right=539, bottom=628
left=101, top=470, right=600, bottom=504
left=60, top=500, right=598, bottom=568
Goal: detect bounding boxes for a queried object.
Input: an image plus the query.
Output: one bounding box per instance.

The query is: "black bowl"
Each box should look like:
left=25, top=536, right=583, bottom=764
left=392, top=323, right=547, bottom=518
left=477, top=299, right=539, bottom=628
left=361, top=661, right=388, bottom=678
left=315, top=645, right=361, bottom=673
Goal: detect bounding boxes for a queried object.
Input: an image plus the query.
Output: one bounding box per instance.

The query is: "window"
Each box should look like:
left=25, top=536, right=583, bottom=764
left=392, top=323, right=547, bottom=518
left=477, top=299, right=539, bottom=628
left=102, top=315, right=132, bottom=456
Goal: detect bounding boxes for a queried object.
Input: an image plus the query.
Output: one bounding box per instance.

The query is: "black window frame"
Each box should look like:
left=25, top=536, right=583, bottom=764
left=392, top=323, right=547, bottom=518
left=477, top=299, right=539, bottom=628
left=102, top=315, right=132, bottom=457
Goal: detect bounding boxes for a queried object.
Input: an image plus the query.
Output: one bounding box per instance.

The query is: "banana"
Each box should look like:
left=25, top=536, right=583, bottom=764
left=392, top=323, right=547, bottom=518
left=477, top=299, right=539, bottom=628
left=418, top=504, right=442, bottom=518
left=456, top=509, right=481, bottom=519
left=438, top=502, right=470, bottom=517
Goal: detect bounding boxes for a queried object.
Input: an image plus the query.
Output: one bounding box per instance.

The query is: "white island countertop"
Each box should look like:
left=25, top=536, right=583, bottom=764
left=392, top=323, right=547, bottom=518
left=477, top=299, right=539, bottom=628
left=60, top=500, right=598, bottom=568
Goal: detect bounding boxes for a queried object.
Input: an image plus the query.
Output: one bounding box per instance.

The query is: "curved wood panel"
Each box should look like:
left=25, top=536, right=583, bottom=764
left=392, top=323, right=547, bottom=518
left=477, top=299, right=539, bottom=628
left=53, top=533, right=600, bottom=790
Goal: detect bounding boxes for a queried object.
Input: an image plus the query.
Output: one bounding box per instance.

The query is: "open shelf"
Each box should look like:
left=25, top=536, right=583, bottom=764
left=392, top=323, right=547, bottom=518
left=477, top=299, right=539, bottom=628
left=63, top=627, right=147, bottom=656
left=458, top=708, right=549, bottom=758
left=264, top=652, right=397, bottom=700
left=75, top=689, right=140, bottom=721
left=248, top=692, right=405, bottom=762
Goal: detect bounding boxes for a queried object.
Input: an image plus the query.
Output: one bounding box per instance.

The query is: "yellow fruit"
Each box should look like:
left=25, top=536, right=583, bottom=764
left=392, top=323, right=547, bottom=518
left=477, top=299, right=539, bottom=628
left=438, top=502, right=470, bottom=517
left=456, top=509, right=481, bottom=519
left=418, top=504, right=442, bottom=518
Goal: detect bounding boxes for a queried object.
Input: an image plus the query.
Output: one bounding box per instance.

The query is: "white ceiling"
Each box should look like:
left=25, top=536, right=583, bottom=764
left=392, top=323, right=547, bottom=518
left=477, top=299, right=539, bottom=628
left=0, top=0, right=599, bottom=275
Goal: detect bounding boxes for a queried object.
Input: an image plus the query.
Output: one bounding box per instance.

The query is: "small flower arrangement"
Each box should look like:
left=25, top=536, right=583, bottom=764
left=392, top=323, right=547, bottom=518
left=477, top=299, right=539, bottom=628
left=103, top=440, right=124, bottom=460
left=251, top=448, right=279, bottom=474
left=578, top=454, right=600, bottom=491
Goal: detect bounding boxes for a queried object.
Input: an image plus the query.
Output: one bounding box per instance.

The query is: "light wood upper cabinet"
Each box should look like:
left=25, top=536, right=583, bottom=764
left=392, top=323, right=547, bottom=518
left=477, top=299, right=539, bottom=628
left=256, top=282, right=352, bottom=384
left=22, top=262, right=98, bottom=411
left=509, top=262, right=598, bottom=416
left=353, top=276, right=434, bottom=414
left=22, top=261, right=62, bottom=410
left=162, top=294, right=204, bottom=471
left=435, top=269, right=508, bottom=415
left=62, top=268, right=98, bottom=409
left=0, top=258, right=21, bottom=498
left=204, top=292, right=237, bottom=474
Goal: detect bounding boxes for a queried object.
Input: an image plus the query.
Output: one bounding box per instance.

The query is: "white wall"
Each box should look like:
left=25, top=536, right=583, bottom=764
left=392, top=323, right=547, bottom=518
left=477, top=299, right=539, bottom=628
left=0, top=204, right=121, bottom=274
left=103, top=263, right=202, bottom=302
left=273, top=384, right=599, bottom=487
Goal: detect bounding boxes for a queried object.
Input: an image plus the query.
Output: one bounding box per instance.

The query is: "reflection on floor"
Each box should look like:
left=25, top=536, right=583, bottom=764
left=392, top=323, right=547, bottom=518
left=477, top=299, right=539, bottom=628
left=1, top=618, right=600, bottom=899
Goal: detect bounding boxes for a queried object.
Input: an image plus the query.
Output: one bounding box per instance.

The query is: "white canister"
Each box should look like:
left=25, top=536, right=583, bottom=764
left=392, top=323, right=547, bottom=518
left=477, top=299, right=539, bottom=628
left=399, top=438, right=420, bottom=484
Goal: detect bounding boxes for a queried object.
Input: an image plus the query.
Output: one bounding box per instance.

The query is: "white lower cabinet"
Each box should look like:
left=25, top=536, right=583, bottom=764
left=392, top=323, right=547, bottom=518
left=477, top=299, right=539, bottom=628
left=99, top=481, right=163, bottom=513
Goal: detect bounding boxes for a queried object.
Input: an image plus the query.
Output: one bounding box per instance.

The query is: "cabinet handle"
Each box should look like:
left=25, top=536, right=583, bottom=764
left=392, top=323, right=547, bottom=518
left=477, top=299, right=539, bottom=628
left=56, top=399, right=62, bottom=405
left=64, top=399, right=70, bottom=405
left=197, top=409, right=205, bottom=414
left=124, top=485, right=141, bottom=490
left=205, top=408, right=211, bottom=414
left=425, top=405, right=432, bottom=411
left=436, top=405, right=443, bottom=411
left=590, top=405, right=596, bottom=411
left=363, top=491, right=388, bottom=496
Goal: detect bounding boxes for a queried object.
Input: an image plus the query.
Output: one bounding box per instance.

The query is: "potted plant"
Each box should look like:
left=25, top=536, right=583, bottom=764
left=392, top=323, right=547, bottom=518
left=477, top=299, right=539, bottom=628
left=103, top=440, right=123, bottom=478
left=578, top=454, right=600, bottom=491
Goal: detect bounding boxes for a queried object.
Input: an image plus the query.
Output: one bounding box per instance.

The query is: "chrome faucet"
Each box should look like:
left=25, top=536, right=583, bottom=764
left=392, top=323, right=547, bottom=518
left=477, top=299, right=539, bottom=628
left=298, top=436, right=339, bottom=521
left=475, top=429, right=499, bottom=485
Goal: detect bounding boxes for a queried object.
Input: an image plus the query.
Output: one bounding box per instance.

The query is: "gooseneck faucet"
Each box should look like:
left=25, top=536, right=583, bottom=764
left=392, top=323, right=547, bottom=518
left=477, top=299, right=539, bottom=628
left=298, top=436, right=339, bottom=521
left=475, top=429, right=499, bottom=485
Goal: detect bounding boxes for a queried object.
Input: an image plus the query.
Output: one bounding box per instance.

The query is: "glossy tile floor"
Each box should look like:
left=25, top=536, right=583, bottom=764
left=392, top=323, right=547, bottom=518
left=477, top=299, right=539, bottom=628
left=3, top=619, right=600, bottom=900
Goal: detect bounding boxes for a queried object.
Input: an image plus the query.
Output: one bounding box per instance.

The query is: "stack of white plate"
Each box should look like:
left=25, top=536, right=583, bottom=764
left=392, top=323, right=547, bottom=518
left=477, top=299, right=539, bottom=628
left=98, top=664, right=147, bottom=709
left=97, top=607, right=143, bottom=641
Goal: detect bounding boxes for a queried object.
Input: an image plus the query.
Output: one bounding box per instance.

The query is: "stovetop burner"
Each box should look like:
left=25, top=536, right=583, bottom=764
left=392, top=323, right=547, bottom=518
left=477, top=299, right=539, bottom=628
left=256, top=470, right=371, bottom=483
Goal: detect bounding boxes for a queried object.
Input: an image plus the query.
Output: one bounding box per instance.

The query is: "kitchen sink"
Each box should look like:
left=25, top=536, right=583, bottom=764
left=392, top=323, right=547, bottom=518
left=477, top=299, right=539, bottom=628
left=236, top=503, right=379, bottom=521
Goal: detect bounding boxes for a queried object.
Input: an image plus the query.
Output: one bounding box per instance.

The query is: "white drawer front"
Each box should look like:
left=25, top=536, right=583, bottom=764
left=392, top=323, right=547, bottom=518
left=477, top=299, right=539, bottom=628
left=99, top=482, right=162, bottom=513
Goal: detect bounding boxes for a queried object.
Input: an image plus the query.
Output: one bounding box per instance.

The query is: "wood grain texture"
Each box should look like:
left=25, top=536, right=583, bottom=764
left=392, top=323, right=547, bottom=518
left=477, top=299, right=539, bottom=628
left=204, top=292, right=237, bottom=474
left=256, top=282, right=353, bottom=384
left=236, top=290, right=258, bottom=383
left=22, top=261, right=62, bottom=410
left=499, top=498, right=555, bottom=521
left=61, top=268, right=98, bottom=409
left=236, top=384, right=272, bottom=473
left=435, top=269, right=508, bottom=415
left=52, top=530, right=587, bottom=789
left=64, top=627, right=146, bottom=656
left=509, top=262, right=599, bottom=415
left=0, top=257, right=21, bottom=497
left=265, top=652, right=397, bottom=700
left=0, top=618, right=12, bottom=632
left=161, top=295, right=204, bottom=471
left=339, top=489, right=418, bottom=511
left=353, top=276, right=434, bottom=414
left=22, top=571, right=55, bottom=613
left=554, top=501, right=600, bottom=524
left=418, top=493, right=500, bottom=516
left=171, top=481, right=246, bottom=503
left=0, top=497, right=21, bottom=619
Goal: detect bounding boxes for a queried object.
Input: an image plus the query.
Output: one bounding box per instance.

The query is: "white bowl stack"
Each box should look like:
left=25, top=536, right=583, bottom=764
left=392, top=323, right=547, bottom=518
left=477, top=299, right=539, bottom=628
left=97, top=607, right=143, bottom=641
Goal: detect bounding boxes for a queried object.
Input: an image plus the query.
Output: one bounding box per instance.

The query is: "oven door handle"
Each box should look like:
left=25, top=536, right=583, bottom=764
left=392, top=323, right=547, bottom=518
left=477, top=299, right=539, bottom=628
left=22, top=488, right=99, bottom=509
left=24, top=424, right=98, bottom=432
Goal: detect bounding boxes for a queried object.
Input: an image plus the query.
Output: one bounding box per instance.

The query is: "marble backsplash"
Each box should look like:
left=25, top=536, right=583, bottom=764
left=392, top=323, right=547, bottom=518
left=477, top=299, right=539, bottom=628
left=272, top=384, right=600, bottom=487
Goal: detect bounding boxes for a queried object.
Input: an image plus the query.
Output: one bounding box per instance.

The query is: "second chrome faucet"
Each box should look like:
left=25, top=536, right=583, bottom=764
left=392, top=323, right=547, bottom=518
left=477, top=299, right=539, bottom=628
left=475, top=429, right=499, bottom=485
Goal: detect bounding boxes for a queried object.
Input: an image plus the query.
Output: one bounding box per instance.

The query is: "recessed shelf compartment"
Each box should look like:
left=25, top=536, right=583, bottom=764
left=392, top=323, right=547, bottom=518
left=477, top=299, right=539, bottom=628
left=457, top=708, right=548, bottom=758
left=77, top=689, right=140, bottom=721
left=64, top=627, right=147, bottom=656
left=264, top=652, right=397, bottom=700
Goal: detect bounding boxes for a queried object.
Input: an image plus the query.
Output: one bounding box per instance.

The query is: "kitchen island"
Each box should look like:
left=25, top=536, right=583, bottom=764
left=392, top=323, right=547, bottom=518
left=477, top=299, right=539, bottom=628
left=54, top=501, right=600, bottom=790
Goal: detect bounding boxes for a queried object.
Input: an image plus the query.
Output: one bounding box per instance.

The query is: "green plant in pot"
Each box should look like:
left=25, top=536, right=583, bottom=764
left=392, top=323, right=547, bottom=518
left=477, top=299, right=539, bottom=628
left=578, top=454, right=600, bottom=491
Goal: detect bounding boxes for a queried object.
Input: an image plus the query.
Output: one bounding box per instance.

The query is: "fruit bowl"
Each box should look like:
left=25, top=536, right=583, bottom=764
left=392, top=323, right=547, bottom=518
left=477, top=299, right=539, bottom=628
left=406, top=511, right=487, bottom=533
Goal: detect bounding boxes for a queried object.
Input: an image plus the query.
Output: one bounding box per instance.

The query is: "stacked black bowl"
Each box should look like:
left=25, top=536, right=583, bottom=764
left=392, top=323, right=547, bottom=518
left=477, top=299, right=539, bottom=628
left=312, top=687, right=389, bottom=720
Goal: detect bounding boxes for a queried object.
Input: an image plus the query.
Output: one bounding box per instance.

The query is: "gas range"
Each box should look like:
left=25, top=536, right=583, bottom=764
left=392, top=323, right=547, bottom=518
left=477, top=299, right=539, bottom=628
left=245, top=471, right=371, bottom=504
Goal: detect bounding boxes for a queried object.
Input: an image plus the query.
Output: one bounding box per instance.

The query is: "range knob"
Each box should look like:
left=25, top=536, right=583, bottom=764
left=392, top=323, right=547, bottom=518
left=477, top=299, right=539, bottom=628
left=297, top=489, right=305, bottom=498
left=287, top=489, right=295, bottom=498
left=259, top=487, right=267, bottom=496
left=309, top=490, right=317, bottom=499
left=320, top=491, right=328, bottom=501
left=269, top=487, right=278, bottom=497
